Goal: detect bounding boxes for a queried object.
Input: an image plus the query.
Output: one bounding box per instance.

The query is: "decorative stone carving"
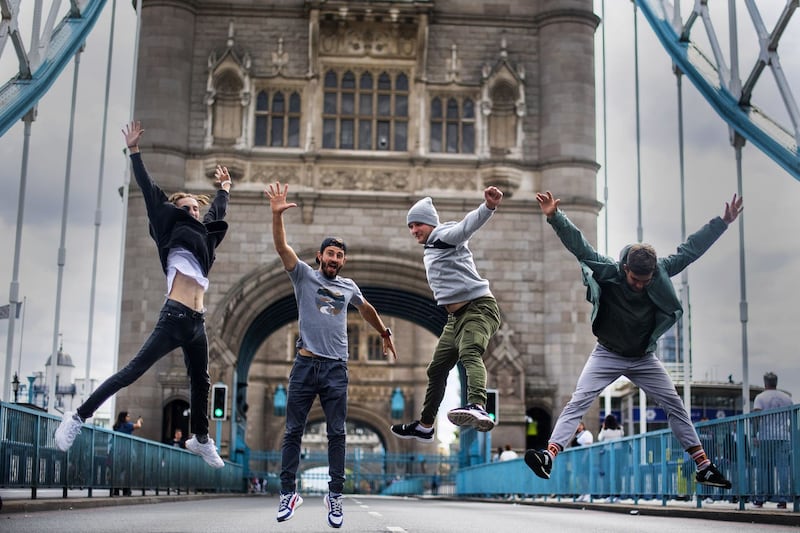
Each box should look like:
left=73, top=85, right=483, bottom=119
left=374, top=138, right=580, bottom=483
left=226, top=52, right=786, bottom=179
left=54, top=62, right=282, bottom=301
left=205, top=21, right=252, bottom=149
left=319, top=22, right=417, bottom=59
left=425, top=170, right=475, bottom=191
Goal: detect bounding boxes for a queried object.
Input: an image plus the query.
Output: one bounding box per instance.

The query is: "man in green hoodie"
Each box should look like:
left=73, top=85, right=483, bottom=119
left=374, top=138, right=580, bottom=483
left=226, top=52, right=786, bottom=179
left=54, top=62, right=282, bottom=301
left=524, top=191, right=742, bottom=490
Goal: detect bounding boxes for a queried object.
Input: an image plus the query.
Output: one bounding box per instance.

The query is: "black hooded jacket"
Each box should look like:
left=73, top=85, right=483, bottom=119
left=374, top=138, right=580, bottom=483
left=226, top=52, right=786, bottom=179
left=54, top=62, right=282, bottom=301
left=130, top=153, right=229, bottom=276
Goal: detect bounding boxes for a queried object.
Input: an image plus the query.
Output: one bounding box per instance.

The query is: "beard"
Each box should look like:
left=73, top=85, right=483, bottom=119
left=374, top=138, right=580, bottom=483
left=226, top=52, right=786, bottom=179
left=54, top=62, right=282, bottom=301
left=320, top=259, right=342, bottom=279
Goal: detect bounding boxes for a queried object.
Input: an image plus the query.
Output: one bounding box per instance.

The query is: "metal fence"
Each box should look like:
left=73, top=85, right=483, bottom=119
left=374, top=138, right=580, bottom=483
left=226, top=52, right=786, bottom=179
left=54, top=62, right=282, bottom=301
left=457, top=405, right=799, bottom=511
left=248, top=448, right=459, bottom=496
left=0, top=402, right=244, bottom=498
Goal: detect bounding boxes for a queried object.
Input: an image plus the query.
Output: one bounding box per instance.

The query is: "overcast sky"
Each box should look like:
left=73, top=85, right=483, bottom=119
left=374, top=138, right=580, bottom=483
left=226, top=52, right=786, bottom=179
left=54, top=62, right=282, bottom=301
left=0, top=2, right=798, bottom=411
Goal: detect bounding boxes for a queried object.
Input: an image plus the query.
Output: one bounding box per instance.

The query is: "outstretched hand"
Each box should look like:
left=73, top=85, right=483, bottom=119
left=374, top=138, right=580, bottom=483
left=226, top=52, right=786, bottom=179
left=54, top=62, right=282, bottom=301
left=721, top=193, right=743, bottom=224
left=215, top=165, right=232, bottom=192
left=264, top=182, right=297, bottom=215
left=484, top=186, right=504, bottom=210
left=536, top=191, right=560, bottom=218
left=122, top=121, right=143, bottom=151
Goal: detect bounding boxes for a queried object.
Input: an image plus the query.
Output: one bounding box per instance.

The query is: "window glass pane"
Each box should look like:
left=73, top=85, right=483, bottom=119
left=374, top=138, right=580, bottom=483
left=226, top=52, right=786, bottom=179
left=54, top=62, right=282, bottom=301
left=271, top=117, right=284, bottom=147
left=396, top=73, right=408, bottom=91
left=358, top=120, right=372, bottom=150
left=341, top=93, right=355, bottom=115
left=359, top=94, right=372, bottom=116
left=340, top=119, right=354, bottom=149
left=463, top=123, right=475, bottom=153
left=431, top=98, right=442, bottom=119
left=288, top=118, right=300, bottom=147
left=464, top=98, right=475, bottom=118
left=360, top=72, right=373, bottom=89
left=256, top=91, right=269, bottom=111
left=446, top=98, right=459, bottom=119
left=323, top=119, right=336, bottom=148
left=324, top=70, right=337, bottom=87
left=289, top=92, right=301, bottom=112
left=324, top=92, right=337, bottom=114
left=395, top=95, right=408, bottom=117
left=377, top=121, right=390, bottom=150
left=378, top=94, right=391, bottom=116
left=378, top=72, right=391, bottom=90
left=342, top=71, right=356, bottom=89
left=367, top=335, right=383, bottom=360
left=272, top=92, right=285, bottom=113
left=395, top=121, right=407, bottom=151
left=446, top=123, right=458, bottom=153
left=255, top=116, right=267, bottom=146
left=430, top=123, right=442, bottom=152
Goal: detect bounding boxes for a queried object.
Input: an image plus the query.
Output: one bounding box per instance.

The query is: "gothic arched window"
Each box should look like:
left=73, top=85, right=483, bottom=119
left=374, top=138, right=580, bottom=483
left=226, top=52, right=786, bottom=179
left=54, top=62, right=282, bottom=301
left=323, top=69, right=409, bottom=151
left=254, top=89, right=301, bottom=148
left=430, top=96, right=476, bottom=154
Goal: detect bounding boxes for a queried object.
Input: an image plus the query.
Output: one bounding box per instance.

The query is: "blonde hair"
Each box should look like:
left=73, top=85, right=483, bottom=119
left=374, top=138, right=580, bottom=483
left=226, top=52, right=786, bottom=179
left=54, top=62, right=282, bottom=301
left=168, top=192, right=210, bottom=206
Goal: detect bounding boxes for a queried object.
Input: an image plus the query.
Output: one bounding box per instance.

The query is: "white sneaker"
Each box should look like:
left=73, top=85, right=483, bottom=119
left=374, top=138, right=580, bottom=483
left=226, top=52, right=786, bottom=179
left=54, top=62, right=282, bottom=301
left=325, top=492, right=344, bottom=528
left=54, top=411, right=83, bottom=452
left=276, top=492, right=303, bottom=522
left=185, top=436, right=224, bottom=469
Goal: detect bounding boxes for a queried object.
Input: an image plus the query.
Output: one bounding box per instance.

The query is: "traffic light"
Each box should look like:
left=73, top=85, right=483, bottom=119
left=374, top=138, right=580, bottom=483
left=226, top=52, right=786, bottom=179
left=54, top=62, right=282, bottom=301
left=486, top=389, right=498, bottom=423
left=211, top=383, right=228, bottom=421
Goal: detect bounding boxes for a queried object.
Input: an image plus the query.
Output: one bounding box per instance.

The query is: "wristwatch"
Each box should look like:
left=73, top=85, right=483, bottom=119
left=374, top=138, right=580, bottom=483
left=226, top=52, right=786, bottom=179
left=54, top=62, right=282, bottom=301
left=380, top=327, right=392, bottom=339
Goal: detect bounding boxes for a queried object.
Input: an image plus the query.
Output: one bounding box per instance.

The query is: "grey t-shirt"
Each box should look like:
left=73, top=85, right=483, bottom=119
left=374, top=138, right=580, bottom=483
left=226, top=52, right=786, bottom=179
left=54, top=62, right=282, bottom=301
left=287, top=260, right=364, bottom=360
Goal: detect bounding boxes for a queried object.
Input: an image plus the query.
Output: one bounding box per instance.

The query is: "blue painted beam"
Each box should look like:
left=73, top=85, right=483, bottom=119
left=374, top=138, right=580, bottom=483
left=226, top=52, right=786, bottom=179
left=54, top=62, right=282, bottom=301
left=636, top=0, right=800, bottom=181
left=0, top=0, right=108, bottom=138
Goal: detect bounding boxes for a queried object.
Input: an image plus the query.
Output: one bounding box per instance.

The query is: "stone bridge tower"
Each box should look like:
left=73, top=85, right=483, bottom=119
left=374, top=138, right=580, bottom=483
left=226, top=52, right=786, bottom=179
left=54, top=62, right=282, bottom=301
left=117, top=0, right=600, bottom=464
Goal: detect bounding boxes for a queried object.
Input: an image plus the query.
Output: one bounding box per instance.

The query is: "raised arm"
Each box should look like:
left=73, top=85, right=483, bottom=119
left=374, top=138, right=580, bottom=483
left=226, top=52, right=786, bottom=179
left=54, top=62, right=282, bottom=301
left=265, top=182, right=300, bottom=271
left=123, top=120, right=143, bottom=155
left=536, top=191, right=608, bottom=264
left=204, top=165, right=232, bottom=223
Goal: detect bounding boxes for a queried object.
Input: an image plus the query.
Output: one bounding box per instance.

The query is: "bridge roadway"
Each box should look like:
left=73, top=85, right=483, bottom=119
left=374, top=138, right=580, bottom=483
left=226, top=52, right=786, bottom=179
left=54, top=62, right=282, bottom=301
left=1, top=491, right=797, bottom=531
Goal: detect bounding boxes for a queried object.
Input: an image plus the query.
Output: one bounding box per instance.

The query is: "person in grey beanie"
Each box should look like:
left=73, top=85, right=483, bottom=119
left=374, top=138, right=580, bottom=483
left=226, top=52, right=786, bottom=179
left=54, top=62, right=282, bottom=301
left=391, top=186, right=503, bottom=443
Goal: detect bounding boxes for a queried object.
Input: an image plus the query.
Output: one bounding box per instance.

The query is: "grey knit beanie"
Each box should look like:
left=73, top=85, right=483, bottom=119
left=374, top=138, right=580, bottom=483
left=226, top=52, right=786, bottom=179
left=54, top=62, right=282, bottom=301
left=407, top=197, right=440, bottom=227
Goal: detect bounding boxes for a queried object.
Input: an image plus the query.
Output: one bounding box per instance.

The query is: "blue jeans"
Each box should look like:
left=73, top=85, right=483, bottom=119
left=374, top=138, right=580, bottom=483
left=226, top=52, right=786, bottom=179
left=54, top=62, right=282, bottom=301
left=280, top=354, right=348, bottom=494
left=77, top=299, right=210, bottom=437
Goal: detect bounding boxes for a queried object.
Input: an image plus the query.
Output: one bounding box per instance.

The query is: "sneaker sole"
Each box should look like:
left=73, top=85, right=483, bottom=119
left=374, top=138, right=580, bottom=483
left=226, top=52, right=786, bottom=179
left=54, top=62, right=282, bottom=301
left=697, top=480, right=732, bottom=489
left=524, top=451, right=551, bottom=480
left=390, top=429, right=435, bottom=443
left=447, top=410, right=495, bottom=432
left=185, top=442, right=225, bottom=469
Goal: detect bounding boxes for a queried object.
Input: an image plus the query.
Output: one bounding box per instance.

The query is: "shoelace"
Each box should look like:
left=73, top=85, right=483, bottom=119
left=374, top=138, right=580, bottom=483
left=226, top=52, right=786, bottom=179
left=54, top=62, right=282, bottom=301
left=279, top=493, right=294, bottom=511
left=328, top=495, right=343, bottom=516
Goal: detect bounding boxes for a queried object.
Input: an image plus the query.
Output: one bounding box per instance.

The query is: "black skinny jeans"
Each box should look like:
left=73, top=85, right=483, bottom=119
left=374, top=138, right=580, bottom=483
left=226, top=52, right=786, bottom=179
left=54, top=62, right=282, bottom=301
left=77, top=299, right=211, bottom=437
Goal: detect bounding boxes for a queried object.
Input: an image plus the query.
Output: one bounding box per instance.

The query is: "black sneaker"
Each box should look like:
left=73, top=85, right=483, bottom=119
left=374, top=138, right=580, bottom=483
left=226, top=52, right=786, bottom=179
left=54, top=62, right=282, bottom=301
left=695, top=463, right=731, bottom=489
left=524, top=449, right=552, bottom=480
left=390, top=421, right=434, bottom=443
left=447, top=403, right=495, bottom=432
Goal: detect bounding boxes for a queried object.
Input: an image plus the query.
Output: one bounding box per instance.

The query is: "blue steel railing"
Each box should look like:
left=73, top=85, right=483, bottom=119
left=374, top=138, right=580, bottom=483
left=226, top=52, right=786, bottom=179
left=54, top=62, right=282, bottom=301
left=457, top=405, right=799, bottom=511
left=249, top=449, right=458, bottom=496
left=0, top=402, right=244, bottom=497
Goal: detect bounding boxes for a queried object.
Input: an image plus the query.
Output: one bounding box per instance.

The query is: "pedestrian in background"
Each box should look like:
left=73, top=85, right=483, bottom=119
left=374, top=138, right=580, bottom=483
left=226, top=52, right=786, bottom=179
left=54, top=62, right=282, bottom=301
left=752, top=372, right=793, bottom=509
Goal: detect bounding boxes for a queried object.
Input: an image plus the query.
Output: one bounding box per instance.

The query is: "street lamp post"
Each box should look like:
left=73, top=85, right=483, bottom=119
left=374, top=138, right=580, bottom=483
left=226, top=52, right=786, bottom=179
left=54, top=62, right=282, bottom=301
left=11, top=372, right=20, bottom=403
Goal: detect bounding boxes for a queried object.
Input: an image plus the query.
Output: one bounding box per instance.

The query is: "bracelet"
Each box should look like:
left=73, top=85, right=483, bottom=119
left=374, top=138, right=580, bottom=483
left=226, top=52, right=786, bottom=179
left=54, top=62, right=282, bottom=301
left=221, top=179, right=232, bottom=188
left=127, top=145, right=137, bottom=149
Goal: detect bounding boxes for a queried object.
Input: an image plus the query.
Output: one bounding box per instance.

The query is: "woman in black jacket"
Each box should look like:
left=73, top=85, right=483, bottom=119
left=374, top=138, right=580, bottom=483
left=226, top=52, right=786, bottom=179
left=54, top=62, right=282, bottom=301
left=55, top=121, right=230, bottom=469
